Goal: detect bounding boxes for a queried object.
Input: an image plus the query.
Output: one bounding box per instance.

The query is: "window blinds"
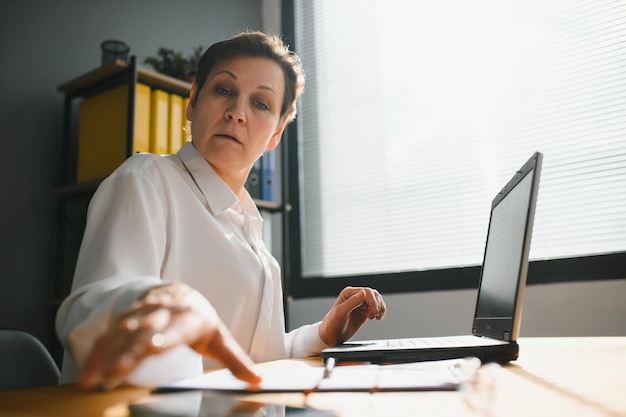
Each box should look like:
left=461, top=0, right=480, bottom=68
left=293, top=0, right=626, bottom=278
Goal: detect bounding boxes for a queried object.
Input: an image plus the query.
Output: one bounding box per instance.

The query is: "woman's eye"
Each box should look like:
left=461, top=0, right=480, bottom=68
left=215, top=86, right=231, bottom=96
left=254, top=100, right=269, bottom=110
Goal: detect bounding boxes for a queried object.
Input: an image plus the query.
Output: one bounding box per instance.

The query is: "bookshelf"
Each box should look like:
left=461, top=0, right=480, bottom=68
left=57, top=57, right=192, bottom=185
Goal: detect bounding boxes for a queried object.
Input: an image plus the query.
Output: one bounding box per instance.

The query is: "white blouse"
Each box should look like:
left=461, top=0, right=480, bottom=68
left=55, top=142, right=327, bottom=386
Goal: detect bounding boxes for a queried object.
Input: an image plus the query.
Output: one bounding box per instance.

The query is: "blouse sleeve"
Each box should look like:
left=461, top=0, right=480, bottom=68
left=285, top=321, right=331, bottom=358
left=55, top=164, right=203, bottom=385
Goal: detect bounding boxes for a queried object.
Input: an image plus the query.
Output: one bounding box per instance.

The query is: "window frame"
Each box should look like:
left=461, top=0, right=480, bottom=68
left=280, top=0, right=626, bottom=300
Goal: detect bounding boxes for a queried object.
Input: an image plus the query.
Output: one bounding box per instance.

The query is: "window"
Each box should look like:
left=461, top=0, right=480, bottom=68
left=282, top=0, right=626, bottom=298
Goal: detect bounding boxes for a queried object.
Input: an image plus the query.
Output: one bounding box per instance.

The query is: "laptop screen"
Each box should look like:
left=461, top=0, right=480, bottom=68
left=473, top=153, right=541, bottom=342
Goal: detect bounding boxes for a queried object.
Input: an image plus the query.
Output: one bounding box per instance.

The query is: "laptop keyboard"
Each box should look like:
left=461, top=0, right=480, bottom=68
left=382, top=335, right=500, bottom=348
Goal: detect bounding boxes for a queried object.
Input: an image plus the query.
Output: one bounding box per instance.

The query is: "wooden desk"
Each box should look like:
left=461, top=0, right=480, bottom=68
left=0, top=337, right=624, bottom=417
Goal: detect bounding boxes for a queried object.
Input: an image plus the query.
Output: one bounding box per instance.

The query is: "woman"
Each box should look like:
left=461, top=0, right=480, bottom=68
left=56, top=31, right=386, bottom=390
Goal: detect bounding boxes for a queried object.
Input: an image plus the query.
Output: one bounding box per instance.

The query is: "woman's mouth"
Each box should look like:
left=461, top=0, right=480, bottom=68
left=215, top=133, right=241, bottom=144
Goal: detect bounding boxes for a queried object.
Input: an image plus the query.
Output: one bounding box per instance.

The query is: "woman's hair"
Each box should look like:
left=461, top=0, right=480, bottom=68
left=192, top=31, right=305, bottom=125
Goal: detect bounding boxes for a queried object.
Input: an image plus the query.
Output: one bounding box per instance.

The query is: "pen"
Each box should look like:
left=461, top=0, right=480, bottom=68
left=323, top=357, right=336, bottom=379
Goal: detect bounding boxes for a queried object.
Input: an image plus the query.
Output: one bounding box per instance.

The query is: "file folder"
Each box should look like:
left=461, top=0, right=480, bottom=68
left=261, top=152, right=276, bottom=202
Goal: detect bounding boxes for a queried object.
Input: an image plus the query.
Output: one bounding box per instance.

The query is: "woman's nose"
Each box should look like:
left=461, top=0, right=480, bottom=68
left=225, top=101, right=246, bottom=123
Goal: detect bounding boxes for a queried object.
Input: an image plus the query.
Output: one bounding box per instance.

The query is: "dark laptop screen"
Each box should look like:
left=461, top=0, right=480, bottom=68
left=473, top=154, right=540, bottom=341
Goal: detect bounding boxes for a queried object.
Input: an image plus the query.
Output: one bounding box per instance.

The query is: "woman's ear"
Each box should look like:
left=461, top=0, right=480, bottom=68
left=186, top=82, right=198, bottom=121
left=266, top=122, right=287, bottom=151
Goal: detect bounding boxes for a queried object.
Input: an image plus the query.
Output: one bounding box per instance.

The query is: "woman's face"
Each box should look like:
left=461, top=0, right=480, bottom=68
left=187, top=56, right=286, bottom=189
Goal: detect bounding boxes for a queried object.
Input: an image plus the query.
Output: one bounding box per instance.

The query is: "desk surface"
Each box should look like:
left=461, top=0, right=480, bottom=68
left=0, top=337, right=624, bottom=417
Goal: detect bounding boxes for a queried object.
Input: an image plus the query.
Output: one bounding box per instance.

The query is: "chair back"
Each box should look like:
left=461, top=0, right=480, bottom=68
left=0, top=329, right=60, bottom=390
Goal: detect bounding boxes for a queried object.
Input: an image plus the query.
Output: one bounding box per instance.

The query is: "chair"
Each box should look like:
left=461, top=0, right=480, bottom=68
left=0, top=329, right=60, bottom=390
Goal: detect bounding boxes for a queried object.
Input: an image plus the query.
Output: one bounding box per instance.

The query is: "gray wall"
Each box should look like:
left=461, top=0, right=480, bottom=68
left=0, top=0, right=264, bottom=360
left=288, top=279, right=626, bottom=338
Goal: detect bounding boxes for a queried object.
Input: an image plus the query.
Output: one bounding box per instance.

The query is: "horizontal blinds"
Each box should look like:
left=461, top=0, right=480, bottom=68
left=294, top=0, right=626, bottom=278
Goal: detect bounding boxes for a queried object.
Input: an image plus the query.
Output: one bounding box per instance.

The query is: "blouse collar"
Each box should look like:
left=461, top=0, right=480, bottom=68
left=177, top=142, right=261, bottom=219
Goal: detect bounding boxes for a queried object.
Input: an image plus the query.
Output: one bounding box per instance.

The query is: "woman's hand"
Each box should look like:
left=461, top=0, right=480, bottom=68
left=318, top=286, right=386, bottom=347
left=79, top=283, right=261, bottom=390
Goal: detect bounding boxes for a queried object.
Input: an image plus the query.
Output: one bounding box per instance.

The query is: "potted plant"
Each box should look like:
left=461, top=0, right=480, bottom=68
left=144, top=46, right=204, bottom=82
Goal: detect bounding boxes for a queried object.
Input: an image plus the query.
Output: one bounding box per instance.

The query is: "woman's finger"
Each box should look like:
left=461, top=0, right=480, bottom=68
left=203, top=326, right=262, bottom=386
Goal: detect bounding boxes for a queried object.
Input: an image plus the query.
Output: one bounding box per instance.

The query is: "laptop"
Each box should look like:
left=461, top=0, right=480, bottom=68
left=322, top=152, right=543, bottom=365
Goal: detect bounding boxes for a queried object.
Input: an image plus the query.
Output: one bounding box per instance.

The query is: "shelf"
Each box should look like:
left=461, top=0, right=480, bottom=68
left=57, top=59, right=191, bottom=98
left=54, top=178, right=284, bottom=213
left=53, top=177, right=105, bottom=198
left=137, top=68, right=192, bottom=96
left=254, top=200, right=283, bottom=212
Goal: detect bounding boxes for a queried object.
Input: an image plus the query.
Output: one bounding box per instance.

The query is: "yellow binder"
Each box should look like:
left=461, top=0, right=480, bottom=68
left=77, top=83, right=150, bottom=183
left=133, top=84, right=151, bottom=153
left=168, top=94, right=183, bottom=154
left=150, top=89, right=169, bottom=154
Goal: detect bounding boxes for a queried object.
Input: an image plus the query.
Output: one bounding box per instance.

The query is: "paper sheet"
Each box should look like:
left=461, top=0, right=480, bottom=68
left=160, top=359, right=467, bottom=393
